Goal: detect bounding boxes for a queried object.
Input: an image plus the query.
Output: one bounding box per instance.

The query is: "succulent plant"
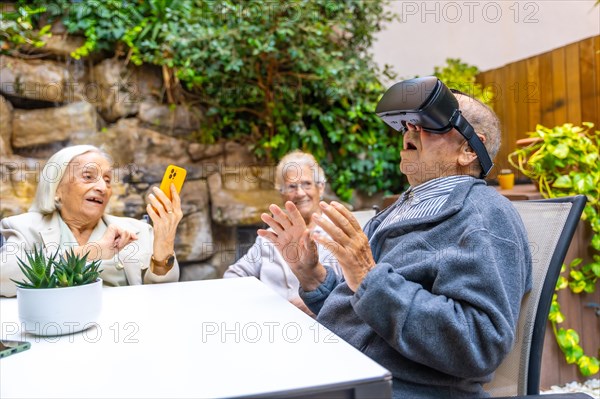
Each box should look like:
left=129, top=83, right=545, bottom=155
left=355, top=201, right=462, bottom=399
left=11, top=247, right=102, bottom=289
left=54, top=248, right=102, bottom=287
left=11, top=246, right=59, bottom=289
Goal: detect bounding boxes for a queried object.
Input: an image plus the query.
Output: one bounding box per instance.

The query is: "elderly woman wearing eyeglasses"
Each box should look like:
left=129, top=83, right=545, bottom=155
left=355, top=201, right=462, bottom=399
left=0, top=145, right=182, bottom=297
left=223, top=150, right=342, bottom=315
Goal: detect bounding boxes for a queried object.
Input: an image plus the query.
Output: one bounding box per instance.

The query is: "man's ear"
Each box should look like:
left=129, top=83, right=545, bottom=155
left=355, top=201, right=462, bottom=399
left=458, top=134, right=486, bottom=167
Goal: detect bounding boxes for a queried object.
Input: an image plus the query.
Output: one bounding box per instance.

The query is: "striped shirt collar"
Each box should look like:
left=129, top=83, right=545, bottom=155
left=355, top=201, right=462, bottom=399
left=401, top=175, right=477, bottom=206
left=371, top=175, right=478, bottom=239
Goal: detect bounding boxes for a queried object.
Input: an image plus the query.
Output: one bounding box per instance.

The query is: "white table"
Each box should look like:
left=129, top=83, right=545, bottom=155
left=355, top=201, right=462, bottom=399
left=1, top=278, right=391, bottom=398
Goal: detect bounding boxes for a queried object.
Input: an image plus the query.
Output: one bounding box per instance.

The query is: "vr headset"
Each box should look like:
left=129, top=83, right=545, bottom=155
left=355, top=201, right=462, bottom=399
left=375, top=76, right=494, bottom=177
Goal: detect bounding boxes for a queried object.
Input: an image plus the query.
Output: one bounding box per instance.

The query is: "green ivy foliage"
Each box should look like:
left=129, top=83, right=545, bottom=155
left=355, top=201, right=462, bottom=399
left=22, top=0, right=144, bottom=58
left=0, top=4, right=50, bottom=54
left=13, top=2, right=490, bottom=202
left=21, top=0, right=403, bottom=201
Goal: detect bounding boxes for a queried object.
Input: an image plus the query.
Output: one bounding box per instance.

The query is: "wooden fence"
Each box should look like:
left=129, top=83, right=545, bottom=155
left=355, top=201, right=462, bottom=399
left=477, top=35, right=600, bottom=176
left=477, top=35, right=600, bottom=388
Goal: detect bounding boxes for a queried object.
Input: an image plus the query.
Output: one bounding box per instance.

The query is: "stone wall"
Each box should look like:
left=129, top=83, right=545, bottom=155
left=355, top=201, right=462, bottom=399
left=0, top=38, right=284, bottom=280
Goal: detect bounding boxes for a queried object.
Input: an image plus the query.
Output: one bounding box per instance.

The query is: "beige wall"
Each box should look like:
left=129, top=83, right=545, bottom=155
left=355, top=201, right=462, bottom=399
left=373, top=0, right=600, bottom=83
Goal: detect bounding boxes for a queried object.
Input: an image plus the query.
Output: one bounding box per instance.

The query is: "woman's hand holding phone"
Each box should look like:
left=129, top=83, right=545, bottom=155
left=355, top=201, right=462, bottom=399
left=146, top=165, right=186, bottom=273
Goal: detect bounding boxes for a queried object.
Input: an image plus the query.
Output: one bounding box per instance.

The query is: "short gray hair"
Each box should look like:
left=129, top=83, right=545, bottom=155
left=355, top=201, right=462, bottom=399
left=29, top=145, right=112, bottom=215
left=274, top=150, right=326, bottom=191
left=454, top=92, right=502, bottom=161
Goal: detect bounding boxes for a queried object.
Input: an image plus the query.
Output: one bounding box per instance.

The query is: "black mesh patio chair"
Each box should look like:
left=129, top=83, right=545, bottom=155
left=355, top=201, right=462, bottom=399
left=484, top=195, right=587, bottom=397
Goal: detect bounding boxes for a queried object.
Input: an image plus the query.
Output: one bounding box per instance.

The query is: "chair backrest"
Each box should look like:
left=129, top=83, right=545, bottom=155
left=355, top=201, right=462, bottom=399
left=352, top=209, right=377, bottom=229
left=485, top=195, right=587, bottom=397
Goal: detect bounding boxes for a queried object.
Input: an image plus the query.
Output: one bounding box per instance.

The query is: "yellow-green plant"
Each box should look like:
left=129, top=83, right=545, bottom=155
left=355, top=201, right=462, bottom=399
left=509, top=122, right=600, bottom=376
left=0, top=4, right=50, bottom=55
left=433, top=58, right=494, bottom=106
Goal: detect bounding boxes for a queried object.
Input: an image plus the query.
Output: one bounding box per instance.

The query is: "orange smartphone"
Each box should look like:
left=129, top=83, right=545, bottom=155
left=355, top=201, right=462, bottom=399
left=159, top=164, right=187, bottom=201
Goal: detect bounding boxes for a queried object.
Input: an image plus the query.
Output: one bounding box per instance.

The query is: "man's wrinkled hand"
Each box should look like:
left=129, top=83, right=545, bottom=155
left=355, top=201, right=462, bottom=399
left=257, top=201, right=326, bottom=291
left=311, top=201, right=375, bottom=292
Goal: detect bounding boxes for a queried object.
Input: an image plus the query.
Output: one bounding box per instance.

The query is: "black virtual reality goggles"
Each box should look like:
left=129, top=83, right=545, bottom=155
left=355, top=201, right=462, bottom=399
left=375, top=76, right=494, bottom=177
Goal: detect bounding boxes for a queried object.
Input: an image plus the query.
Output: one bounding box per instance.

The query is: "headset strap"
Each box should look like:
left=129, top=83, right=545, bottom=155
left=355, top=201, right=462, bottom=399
left=450, top=110, right=494, bottom=178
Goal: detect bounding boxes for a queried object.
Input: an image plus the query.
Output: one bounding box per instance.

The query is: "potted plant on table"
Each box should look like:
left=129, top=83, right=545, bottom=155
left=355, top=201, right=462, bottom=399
left=508, top=122, right=600, bottom=376
left=11, top=247, right=103, bottom=336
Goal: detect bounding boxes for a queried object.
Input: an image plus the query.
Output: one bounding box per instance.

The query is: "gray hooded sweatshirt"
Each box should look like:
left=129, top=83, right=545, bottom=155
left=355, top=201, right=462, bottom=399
left=302, top=179, right=532, bottom=398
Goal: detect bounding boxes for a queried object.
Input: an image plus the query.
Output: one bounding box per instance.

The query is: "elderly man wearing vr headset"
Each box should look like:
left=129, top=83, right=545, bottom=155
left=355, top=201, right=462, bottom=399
left=259, top=77, right=532, bottom=398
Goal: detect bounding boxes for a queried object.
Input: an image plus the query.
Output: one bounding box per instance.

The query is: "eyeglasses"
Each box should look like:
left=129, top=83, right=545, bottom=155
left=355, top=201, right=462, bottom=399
left=280, top=181, right=320, bottom=194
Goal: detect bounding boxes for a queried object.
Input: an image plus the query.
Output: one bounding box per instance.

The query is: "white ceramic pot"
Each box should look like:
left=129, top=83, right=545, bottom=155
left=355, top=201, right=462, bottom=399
left=17, top=279, right=103, bottom=336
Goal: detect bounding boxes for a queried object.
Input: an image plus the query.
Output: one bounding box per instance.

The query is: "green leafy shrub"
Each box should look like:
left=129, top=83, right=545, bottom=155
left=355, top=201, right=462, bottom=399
left=13, top=3, right=492, bottom=202
left=433, top=58, right=493, bottom=106
left=20, top=0, right=144, bottom=59
left=0, top=4, right=50, bottom=54
left=509, top=122, right=600, bottom=376
left=19, top=0, right=403, bottom=201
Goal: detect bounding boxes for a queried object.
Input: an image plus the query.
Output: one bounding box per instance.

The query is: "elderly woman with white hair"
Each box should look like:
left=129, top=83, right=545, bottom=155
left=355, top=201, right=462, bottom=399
left=0, top=145, right=182, bottom=297
left=224, top=150, right=342, bottom=315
